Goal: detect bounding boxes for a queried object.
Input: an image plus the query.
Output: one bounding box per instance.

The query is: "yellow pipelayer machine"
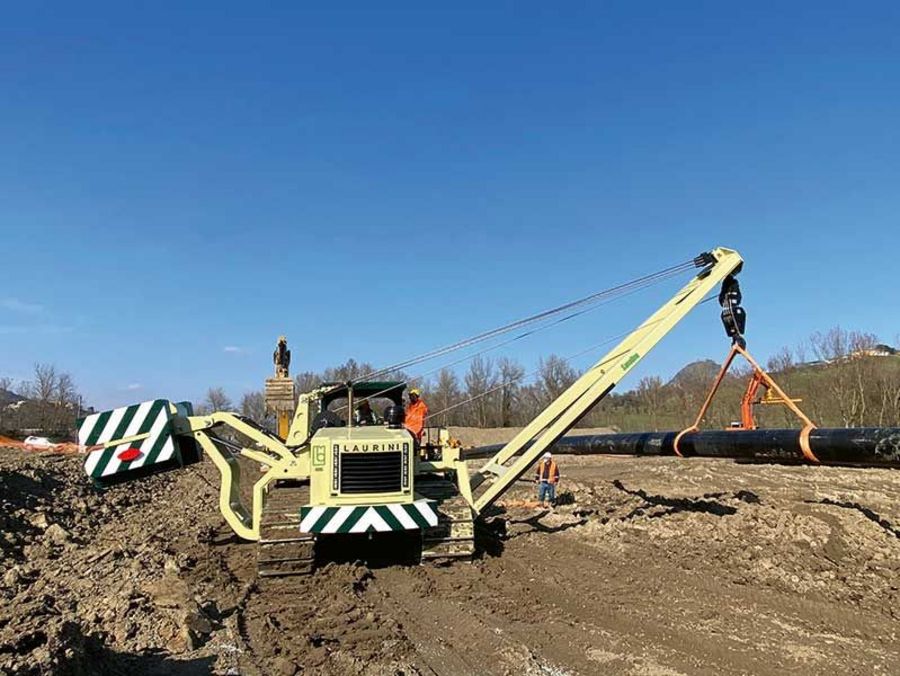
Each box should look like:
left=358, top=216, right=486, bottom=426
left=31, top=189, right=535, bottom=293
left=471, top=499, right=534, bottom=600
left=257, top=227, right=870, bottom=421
left=80, top=247, right=743, bottom=576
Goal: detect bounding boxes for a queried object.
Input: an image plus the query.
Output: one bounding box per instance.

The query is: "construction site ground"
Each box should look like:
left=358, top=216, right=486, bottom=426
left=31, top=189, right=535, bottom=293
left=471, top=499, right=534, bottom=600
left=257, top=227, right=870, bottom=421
left=2, top=429, right=900, bottom=675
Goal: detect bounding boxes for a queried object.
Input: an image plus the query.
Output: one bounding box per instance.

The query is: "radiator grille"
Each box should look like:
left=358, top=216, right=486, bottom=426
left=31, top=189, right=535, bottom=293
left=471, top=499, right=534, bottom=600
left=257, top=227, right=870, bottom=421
left=339, top=451, right=403, bottom=494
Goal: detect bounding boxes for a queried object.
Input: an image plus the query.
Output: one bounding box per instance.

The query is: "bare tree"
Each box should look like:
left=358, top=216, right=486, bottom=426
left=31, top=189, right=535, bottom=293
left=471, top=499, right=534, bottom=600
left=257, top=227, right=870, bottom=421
left=323, top=359, right=377, bottom=383
left=464, top=356, right=498, bottom=427
left=9, top=364, right=81, bottom=434
left=874, top=368, right=900, bottom=426
left=240, top=390, right=267, bottom=421
left=517, top=382, right=546, bottom=423
left=55, top=373, right=77, bottom=406
left=635, top=375, right=664, bottom=430
left=849, top=331, right=879, bottom=356
left=843, top=332, right=879, bottom=426
left=810, top=328, right=853, bottom=425
left=496, top=357, right=525, bottom=427
left=0, top=377, right=12, bottom=432
left=205, top=387, right=233, bottom=413
left=27, top=363, right=58, bottom=402
left=294, top=371, right=320, bottom=395
left=806, top=327, right=886, bottom=426
left=794, top=340, right=809, bottom=365
left=536, top=355, right=578, bottom=407
left=30, top=364, right=59, bottom=431
left=429, top=368, right=462, bottom=427
left=809, top=327, right=878, bottom=363
left=766, top=347, right=794, bottom=374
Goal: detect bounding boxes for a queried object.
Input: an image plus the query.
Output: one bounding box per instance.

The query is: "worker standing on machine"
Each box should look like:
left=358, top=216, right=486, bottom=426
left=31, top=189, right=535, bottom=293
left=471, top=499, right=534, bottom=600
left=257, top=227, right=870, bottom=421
left=535, top=452, right=561, bottom=507
left=404, top=388, right=429, bottom=442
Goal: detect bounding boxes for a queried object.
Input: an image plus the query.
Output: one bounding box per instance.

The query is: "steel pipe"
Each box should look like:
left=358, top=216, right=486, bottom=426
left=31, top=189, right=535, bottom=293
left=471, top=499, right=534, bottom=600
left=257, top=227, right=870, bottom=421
left=464, top=428, right=900, bottom=468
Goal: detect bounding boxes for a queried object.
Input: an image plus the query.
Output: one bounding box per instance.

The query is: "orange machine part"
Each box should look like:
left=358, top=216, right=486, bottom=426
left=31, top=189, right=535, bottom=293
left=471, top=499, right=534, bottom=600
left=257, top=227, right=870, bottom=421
left=672, top=344, right=819, bottom=463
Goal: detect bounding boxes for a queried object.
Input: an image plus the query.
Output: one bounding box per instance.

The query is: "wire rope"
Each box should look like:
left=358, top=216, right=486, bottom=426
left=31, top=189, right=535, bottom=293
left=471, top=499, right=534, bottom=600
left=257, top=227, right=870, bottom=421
left=424, top=293, right=720, bottom=422
left=353, top=258, right=697, bottom=383
left=332, top=264, right=699, bottom=416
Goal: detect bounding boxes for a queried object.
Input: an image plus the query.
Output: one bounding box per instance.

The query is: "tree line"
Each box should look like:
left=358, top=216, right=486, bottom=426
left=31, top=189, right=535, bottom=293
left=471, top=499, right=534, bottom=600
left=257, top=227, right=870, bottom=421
left=0, top=365, right=82, bottom=436
left=217, top=326, right=900, bottom=431
left=597, top=327, right=900, bottom=431
left=3, top=326, right=898, bottom=438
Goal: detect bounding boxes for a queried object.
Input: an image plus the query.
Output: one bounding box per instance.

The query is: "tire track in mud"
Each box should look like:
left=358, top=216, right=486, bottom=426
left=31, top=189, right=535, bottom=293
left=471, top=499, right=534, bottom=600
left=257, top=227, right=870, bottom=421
left=549, top=458, right=900, bottom=674
left=369, top=541, right=741, bottom=675
left=367, top=458, right=900, bottom=676
left=233, top=565, right=422, bottom=675
left=5, top=448, right=900, bottom=674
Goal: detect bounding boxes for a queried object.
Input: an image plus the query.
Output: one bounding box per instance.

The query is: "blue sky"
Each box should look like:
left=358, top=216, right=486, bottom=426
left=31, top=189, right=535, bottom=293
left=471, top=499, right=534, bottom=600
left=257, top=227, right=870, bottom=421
left=1, top=2, right=898, bottom=409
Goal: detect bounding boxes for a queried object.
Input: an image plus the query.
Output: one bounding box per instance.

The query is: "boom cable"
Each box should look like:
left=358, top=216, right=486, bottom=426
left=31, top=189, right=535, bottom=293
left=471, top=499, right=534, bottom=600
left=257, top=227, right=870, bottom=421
left=423, top=293, right=719, bottom=423
left=332, top=263, right=700, bottom=416
left=353, top=258, right=697, bottom=384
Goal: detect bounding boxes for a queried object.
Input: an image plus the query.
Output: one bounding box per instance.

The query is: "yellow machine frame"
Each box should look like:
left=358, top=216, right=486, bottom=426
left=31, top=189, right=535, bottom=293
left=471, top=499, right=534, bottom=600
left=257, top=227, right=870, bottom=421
left=164, top=246, right=743, bottom=541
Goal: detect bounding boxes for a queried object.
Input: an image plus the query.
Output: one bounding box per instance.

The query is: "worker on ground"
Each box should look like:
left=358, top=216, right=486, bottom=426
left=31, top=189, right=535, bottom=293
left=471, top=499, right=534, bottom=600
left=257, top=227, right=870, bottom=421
left=355, top=399, right=377, bottom=426
left=535, top=452, right=560, bottom=507
left=404, top=388, right=429, bottom=442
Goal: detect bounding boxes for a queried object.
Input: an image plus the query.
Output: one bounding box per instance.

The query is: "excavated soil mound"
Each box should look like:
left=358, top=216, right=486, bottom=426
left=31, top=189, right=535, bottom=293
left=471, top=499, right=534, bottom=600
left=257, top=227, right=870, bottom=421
left=0, top=449, right=420, bottom=675
left=2, top=446, right=900, bottom=674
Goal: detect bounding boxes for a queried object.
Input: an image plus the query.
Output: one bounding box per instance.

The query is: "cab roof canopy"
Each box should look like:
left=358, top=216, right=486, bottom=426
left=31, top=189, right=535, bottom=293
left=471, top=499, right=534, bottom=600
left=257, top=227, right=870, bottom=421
left=320, top=381, right=406, bottom=408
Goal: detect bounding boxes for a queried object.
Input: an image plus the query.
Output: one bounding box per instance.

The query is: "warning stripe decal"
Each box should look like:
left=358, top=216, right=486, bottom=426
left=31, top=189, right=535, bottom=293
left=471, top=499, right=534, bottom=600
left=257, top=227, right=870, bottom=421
left=84, top=434, right=176, bottom=478
left=78, top=400, right=168, bottom=446
left=80, top=400, right=176, bottom=479
left=298, top=500, right=439, bottom=534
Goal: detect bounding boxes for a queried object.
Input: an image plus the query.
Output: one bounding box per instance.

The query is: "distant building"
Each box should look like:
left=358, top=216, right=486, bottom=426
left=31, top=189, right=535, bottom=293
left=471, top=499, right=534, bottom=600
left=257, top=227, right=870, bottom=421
left=854, top=344, right=898, bottom=358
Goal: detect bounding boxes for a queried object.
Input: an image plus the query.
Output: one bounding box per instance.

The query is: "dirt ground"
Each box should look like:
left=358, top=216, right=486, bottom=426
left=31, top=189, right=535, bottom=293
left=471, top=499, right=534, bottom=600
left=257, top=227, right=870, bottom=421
left=2, top=440, right=900, bottom=675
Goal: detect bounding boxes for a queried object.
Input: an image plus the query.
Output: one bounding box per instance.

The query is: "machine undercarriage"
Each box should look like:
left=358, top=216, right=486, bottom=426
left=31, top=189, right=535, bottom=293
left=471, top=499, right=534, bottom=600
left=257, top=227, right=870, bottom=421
left=256, top=476, right=476, bottom=576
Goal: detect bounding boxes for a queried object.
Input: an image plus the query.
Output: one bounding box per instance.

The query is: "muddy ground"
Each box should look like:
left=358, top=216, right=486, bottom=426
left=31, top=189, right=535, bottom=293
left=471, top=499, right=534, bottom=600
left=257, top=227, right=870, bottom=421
left=2, top=441, right=899, bottom=675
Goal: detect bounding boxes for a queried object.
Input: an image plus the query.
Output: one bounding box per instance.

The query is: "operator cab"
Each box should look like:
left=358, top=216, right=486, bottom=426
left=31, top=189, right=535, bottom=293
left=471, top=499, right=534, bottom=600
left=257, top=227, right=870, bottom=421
left=306, top=381, right=415, bottom=506
left=312, top=381, right=407, bottom=431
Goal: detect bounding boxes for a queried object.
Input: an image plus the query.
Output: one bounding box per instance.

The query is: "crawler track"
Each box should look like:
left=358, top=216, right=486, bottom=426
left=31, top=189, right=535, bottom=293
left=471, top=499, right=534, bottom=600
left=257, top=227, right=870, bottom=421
left=257, top=483, right=316, bottom=577
left=417, top=476, right=475, bottom=563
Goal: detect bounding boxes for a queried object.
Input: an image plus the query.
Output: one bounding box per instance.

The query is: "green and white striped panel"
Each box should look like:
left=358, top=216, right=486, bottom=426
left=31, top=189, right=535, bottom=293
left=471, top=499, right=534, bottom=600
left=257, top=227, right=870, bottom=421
left=80, top=399, right=175, bottom=479
left=299, top=500, right=439, bottom=534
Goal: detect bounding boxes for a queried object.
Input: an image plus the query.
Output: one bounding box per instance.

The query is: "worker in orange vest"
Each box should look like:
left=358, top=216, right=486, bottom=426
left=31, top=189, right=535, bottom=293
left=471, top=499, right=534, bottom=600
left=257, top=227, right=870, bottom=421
left=404, top=388, right=429, bottom=442
left=534, top=452, right=560, bottom=506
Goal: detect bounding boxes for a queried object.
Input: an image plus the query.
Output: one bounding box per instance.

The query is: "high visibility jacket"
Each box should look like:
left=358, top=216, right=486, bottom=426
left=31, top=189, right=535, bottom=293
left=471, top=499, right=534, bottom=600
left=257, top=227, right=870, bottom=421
left=535, top=458, right=560, bottom=484
left=405, top=399, right=429, bottom=440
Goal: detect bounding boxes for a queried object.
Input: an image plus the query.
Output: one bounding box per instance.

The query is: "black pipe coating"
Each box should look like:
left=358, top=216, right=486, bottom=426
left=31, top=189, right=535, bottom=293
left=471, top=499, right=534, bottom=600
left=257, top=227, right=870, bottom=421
left=463, top=427, right=900, bottom=468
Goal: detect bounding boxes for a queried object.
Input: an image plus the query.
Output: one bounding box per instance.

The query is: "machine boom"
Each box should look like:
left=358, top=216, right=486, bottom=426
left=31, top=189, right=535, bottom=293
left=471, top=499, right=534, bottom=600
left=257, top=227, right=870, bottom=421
left=470, top=247, right=744, bottom=513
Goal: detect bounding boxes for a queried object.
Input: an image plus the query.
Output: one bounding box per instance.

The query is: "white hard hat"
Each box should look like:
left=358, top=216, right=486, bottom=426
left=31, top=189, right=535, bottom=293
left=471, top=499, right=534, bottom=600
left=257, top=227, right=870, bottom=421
left=542, top=452, right=552, bottom=459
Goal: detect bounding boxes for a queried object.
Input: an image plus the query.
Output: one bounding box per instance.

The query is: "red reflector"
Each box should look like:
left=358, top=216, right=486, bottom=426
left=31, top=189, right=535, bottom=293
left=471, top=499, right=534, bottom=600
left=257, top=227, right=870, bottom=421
left=117, top=448, right=143, bottom=462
